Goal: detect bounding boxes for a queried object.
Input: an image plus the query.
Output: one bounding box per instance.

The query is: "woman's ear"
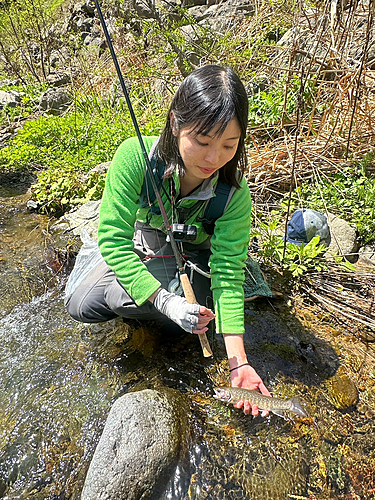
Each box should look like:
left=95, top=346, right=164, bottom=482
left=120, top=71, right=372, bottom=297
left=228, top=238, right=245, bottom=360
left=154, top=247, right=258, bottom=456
left=170, top=111, right=178, bottom=137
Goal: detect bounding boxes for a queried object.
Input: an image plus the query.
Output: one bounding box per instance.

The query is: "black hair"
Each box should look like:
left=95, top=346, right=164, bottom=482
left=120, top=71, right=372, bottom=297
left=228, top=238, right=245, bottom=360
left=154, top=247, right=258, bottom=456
left=158, top=64, right=248, bottom=188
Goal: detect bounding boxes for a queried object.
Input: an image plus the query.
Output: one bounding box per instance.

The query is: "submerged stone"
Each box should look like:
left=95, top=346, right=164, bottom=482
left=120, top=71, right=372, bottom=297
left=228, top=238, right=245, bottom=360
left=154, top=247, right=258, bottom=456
left=326, top=368, right=359, bottom=410
left=81, top=387, right=190, bottom=500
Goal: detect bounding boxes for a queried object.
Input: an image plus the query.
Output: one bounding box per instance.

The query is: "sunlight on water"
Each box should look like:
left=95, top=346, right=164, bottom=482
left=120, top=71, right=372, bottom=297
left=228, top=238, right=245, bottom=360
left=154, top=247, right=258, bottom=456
left=0, top=294, right=118, bottom=499
left=1, top=191, right=375, bottom=499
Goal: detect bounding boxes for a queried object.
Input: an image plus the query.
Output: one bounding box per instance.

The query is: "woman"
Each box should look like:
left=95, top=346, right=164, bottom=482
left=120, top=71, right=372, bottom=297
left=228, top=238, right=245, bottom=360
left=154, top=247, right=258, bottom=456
left=65, top=64, right=270, bottom=416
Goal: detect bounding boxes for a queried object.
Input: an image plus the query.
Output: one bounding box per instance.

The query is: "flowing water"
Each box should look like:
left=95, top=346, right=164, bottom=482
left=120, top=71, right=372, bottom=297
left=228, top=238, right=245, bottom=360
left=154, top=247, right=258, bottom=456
left=1, top=184, right=375, bottom=499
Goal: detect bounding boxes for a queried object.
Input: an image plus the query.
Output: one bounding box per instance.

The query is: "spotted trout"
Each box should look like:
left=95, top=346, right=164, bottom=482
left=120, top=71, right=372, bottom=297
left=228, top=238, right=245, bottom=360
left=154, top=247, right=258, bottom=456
left=213, top=386, right=307, bottom=417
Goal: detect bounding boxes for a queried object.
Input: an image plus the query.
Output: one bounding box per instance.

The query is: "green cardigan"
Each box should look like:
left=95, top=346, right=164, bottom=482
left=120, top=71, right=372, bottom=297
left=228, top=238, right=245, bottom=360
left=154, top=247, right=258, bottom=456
left=98, top=136, right=252, bottom=334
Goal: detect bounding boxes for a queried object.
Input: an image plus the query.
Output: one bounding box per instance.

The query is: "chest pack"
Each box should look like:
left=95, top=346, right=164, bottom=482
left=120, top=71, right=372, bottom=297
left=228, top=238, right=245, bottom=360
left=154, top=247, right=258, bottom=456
left=139, top=142, right=234, bottom=235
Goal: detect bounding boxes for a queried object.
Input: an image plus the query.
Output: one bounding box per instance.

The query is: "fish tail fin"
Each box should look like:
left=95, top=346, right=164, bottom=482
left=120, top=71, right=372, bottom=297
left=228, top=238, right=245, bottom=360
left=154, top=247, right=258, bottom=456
left=290, top=397, right=308, bottom=417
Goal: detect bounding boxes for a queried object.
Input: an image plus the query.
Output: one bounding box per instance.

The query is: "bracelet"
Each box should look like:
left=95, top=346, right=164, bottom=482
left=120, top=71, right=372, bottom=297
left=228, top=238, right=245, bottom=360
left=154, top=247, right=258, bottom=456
left=229, top=362, right=250, bottom=373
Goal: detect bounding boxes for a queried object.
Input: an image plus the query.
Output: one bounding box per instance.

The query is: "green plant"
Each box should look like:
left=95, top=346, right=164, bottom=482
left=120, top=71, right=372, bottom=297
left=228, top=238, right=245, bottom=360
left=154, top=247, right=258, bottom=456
left=0, top=0, right=67, bottom=81
left=284, top=236, right=329, bottom=277
left=31, top=166, right=106, bottom=214
left=0, top=91, right=164, bottom=213
left=133, top=5, right=216, bottom=78
left=252, top=217, right=328, bottom=278
left=248, top=75, right=317, bottom=128
left=0, top=82, right=47, bottom=127
left=292, top=165, right=375, bottom=245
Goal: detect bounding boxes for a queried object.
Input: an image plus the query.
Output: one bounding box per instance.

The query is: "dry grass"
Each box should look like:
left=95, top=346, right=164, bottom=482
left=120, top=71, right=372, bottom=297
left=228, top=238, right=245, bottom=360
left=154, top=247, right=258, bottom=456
left=235, top=1, right=375, bottom=336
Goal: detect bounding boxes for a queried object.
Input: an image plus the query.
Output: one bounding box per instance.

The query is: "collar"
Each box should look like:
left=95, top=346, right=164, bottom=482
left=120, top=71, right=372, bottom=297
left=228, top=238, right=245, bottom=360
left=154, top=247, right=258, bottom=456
left=172, top=170, right=218, bottom=201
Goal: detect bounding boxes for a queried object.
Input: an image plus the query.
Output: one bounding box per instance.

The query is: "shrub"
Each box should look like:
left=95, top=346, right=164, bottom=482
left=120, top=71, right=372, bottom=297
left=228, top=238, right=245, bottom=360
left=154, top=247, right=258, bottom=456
left=0, top=94, right=164, bottom=214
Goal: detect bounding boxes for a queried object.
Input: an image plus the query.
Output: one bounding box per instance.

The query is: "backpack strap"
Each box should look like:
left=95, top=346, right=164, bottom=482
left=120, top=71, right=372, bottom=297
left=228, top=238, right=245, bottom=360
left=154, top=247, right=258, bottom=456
left=200, top=181, right=236, bottom=235
left=139, top=138, right=164, bottom=214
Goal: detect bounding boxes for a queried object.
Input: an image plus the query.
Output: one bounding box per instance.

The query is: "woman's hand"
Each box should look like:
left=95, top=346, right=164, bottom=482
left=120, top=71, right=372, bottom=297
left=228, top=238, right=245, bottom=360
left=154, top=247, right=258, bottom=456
left=152, top=289, right=215, bottom=333
left=223, top=333, right=271, bottom=417
left=193, top=306, right=216, bottom=334
left=230, top=363, right=271, bottom=416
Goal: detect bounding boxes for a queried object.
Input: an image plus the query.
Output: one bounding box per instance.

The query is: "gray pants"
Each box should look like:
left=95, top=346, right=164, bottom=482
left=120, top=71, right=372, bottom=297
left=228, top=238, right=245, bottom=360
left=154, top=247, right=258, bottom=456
left=65, top=223, right=212, bottom=324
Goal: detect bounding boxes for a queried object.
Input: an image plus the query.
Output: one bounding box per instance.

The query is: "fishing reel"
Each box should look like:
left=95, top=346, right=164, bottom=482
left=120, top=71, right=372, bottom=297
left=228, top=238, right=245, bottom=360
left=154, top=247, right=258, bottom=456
left=168, top=223, right=197, bottom=242
left=167, top=272, right=184, bottom=296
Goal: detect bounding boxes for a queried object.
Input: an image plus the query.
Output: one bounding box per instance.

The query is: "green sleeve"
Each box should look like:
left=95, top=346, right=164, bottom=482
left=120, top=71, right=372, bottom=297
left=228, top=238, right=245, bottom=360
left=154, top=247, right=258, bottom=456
left=97, top=136, right=161, bottom=305
left=210, top=175, right=252, bottom=334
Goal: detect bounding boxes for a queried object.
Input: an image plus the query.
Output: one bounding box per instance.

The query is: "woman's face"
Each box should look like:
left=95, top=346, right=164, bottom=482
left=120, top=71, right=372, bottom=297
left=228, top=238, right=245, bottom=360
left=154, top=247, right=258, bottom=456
left=174, top=117, right=241, bottom=183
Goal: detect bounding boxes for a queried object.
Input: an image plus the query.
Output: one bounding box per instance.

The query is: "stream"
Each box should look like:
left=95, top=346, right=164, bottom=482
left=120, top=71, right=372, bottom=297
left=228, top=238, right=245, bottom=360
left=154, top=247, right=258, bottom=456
left=1, top=181, right=375, bottom=500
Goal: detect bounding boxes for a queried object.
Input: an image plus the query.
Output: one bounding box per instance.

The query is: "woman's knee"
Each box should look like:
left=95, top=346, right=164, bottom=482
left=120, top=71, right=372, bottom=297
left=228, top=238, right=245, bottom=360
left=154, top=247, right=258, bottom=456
left=64, top=260, right=119, bottom=323
left=65, top=292, right=85, bottom=322
left=64, top=290, right=117, bottom=323
left=64, top=292, right=91, bottom=323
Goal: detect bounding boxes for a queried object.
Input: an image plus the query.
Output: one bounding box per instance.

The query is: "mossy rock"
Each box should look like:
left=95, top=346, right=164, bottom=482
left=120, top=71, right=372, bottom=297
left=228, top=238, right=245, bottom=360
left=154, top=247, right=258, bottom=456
left=326, top=367, right=359, bottom=410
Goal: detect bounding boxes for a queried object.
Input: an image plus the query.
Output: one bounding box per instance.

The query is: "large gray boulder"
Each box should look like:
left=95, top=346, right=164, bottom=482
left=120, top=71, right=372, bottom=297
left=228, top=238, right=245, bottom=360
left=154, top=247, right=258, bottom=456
left=327, top=213, right=360, bottom=263
left=81, top=387, right=190, bottom=500
left=54, top=200, right=101, bottom=238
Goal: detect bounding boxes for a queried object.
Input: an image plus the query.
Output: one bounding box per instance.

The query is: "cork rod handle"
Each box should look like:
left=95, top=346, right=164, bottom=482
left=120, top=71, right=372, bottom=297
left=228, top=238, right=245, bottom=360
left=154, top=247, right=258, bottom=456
left=180, top=273, right=213, bottom=357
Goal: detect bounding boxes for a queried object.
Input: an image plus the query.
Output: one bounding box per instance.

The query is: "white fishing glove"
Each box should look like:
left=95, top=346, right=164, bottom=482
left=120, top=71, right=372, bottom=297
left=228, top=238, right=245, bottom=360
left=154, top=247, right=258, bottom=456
left=153, top=288, right=200, bottom=333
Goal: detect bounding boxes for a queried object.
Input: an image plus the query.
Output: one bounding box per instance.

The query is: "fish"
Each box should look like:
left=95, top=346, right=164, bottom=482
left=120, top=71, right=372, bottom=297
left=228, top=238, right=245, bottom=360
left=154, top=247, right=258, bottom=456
left=213, top=386, right=308, bottom=418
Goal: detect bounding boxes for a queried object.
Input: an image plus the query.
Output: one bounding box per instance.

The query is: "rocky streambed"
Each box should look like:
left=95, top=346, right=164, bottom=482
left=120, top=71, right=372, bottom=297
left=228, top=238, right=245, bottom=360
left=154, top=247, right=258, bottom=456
left=0, top=179, right=375, bottom=500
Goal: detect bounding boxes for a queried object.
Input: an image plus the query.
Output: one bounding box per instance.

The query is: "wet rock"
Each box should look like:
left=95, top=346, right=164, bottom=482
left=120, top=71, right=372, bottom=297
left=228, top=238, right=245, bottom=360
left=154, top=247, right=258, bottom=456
left=26, top=199, right=39, bottom=211
left=81, top=387, right=190, bottom=500
left=326, top=368, right=359, bottom=410
left=54, top=200, right=100, bottom=238
left=0, top=171, right=37, bottom=192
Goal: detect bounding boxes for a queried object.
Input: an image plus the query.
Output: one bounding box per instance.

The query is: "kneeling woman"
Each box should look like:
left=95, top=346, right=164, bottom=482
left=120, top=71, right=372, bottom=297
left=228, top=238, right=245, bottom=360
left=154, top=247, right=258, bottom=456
left=65, top=64, right=270, bottom=416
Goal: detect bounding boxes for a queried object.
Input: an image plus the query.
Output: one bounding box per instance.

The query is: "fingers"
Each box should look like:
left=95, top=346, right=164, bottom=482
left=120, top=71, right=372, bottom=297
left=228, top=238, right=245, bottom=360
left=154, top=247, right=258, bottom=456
left=198, top=306, right=215, bottom=319
left=197, top=316, right=212, bottom=328
left=192, top=306, right=215, bottom=334
left=234, top=400, right=268, bottom=417
left=193, top=326, right=209, bottom=334
left=192, top=316, right=210, bottom=334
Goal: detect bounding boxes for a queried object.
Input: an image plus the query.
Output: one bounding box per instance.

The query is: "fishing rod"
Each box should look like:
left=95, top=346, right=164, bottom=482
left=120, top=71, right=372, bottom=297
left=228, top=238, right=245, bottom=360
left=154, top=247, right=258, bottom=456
left=94, top=0, right=213, bottom=357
